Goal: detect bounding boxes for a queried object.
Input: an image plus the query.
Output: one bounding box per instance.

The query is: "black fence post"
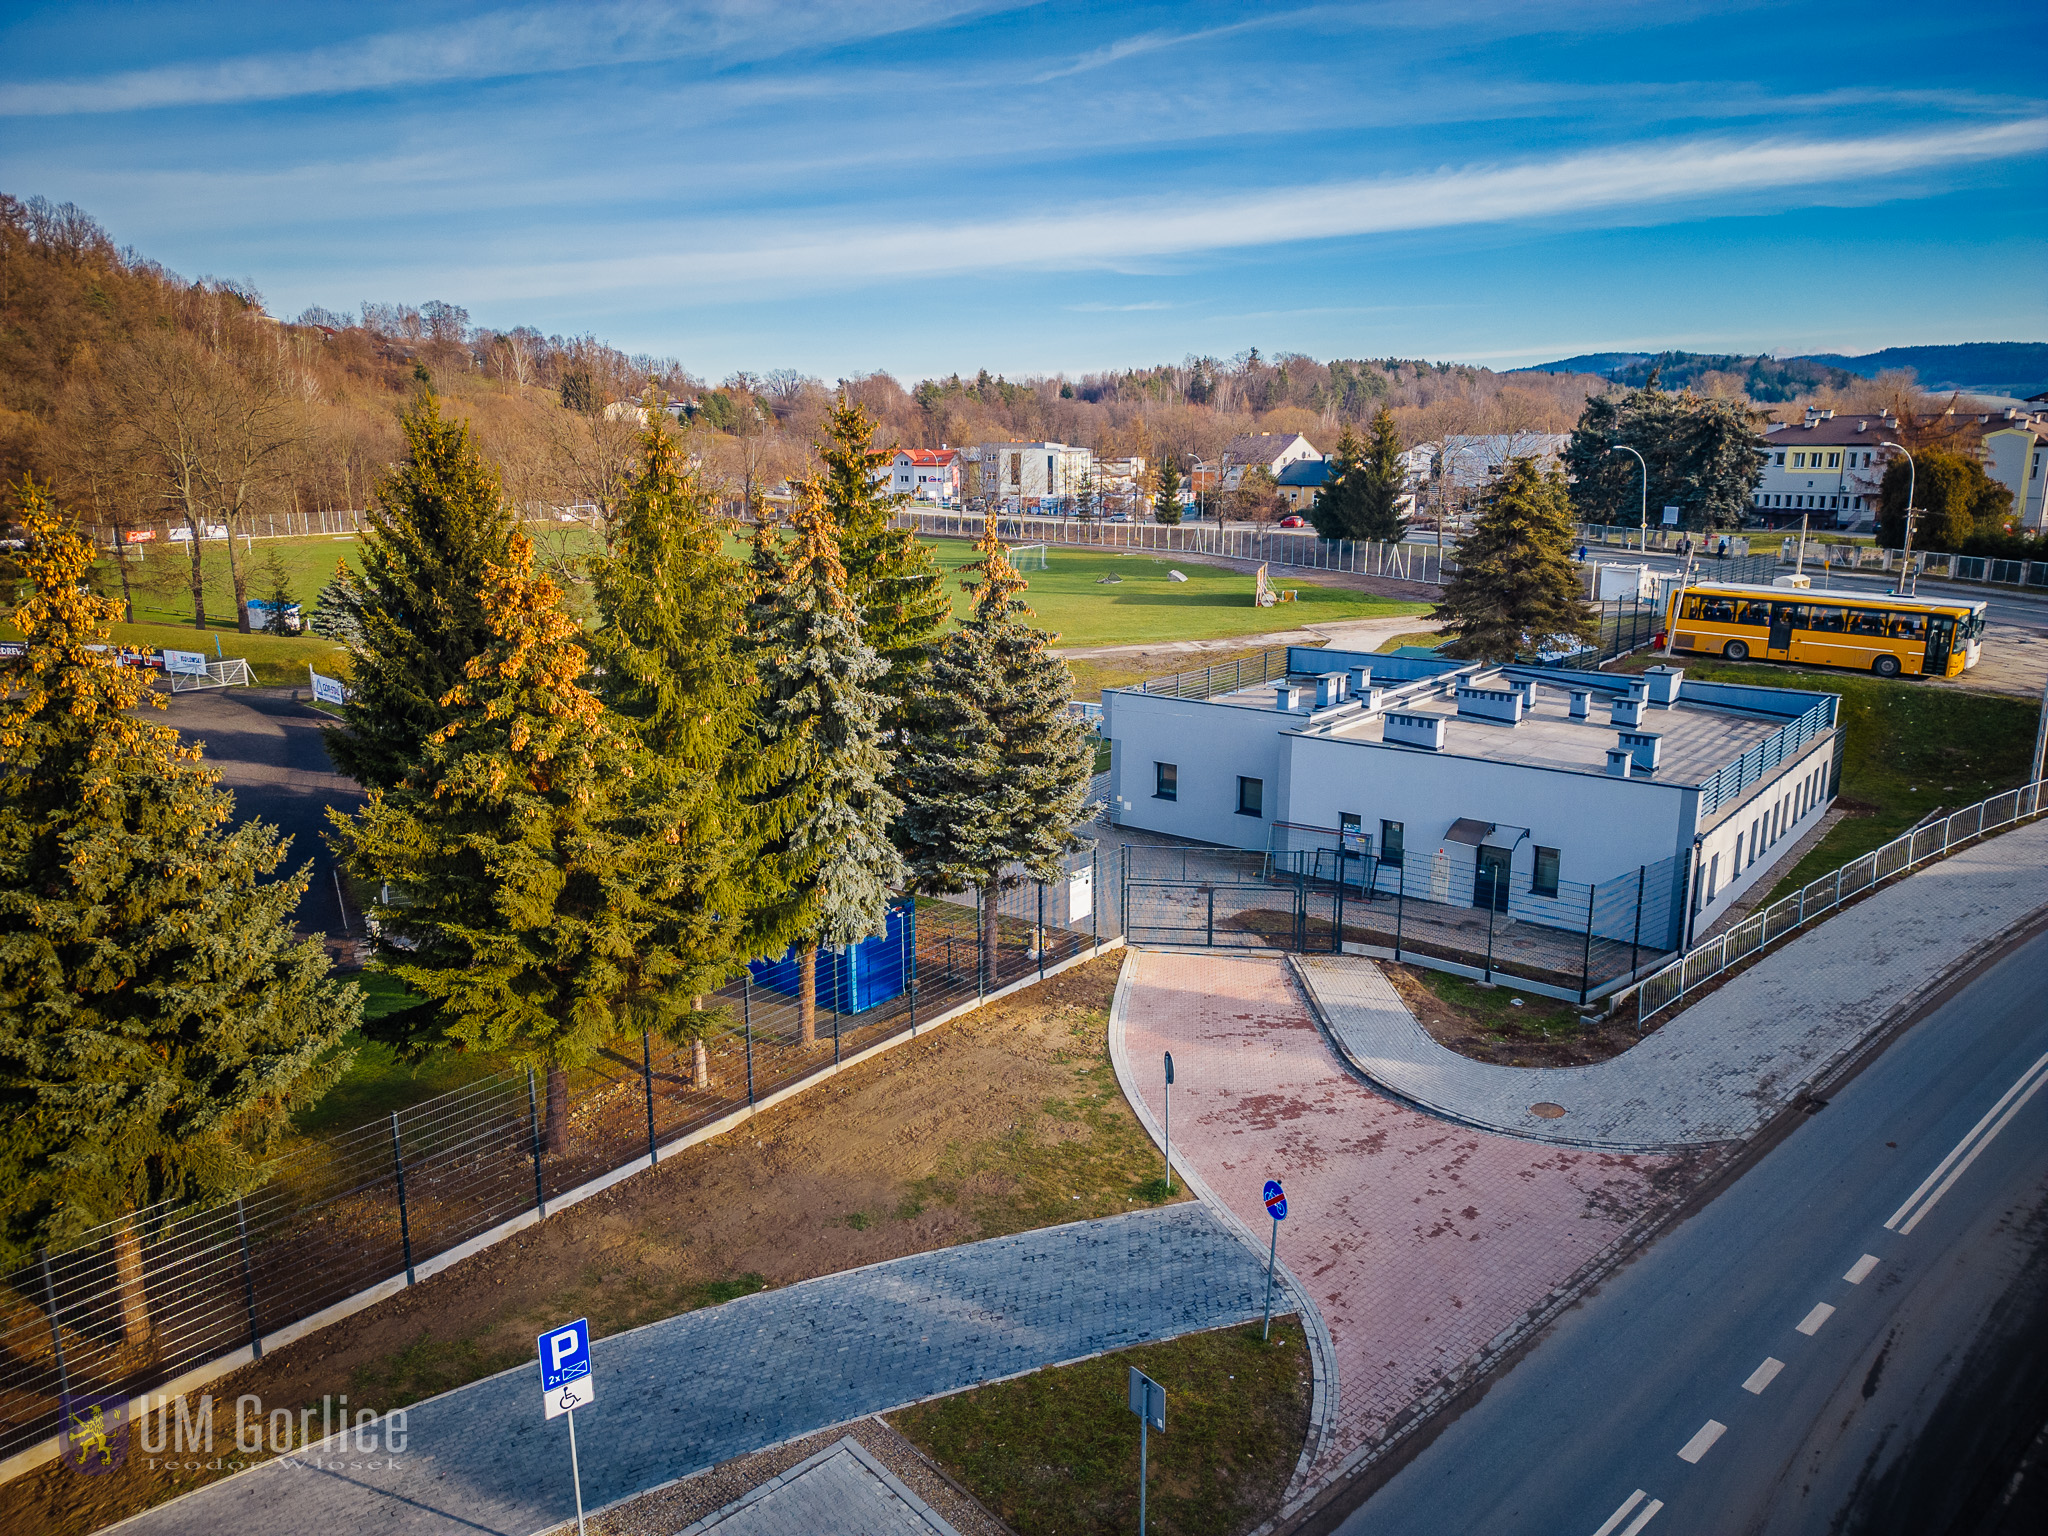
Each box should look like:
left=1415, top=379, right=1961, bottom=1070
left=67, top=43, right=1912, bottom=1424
left=832, top=949, right=842, bottom=1066
left=1091, top=847, right=1100, bottom=951
left=743, top=973, right=755, bottom=1105
left=37, top=1247, right=71, bottom=1407
left=388, top=1112, right=415, bottom=1286
left=641, top=1031, right=658, bottom=1168
left=1332, top=850, right=1346, bottom=953
left=235, top=1197, right=264, bottom=1356
left=1394, top=856, right=1405, bottom=961
left=1578, top=881, right=1597, bottom=1006
left=527, top=1068, right=547, bottom=1218
left=906, top=904, right=918, bottom=1036
left=977, top=888, right=987, bottom=1004
left=1630, top=865, right=1646, bottom=978
left=1037, top=881, right=1047, bottom=981
left=1483, top=869, right=1498, bottom=982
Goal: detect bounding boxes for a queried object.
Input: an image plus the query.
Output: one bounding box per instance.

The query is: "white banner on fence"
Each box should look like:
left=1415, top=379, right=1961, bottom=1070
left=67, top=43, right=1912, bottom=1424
left=309, top=667, right=349, bottom=706
left=162, top=649, right=209, bottom=676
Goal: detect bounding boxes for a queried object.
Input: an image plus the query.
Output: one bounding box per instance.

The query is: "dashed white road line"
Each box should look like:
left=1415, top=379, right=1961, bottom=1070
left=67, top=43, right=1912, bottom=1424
left=1844, top=1254, right=1880, bottom=1285
left=1591, top=1489, right=1664, bottom=1536
left=1887, top=1050, right=2048, bottom=1236
left=1677, top=1419, right=1728, bottom=1464
left=1795, top=1302, right=1836, bottom=1336
left=1742, top=1357, right=1785, bottom=1394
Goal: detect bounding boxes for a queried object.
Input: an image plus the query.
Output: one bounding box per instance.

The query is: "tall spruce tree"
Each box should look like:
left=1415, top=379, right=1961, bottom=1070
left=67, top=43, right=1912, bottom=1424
left=1355, top=407, right=1407, bottom=543
left=818, top=398, right=950, bottom=715
left=1153, top=455, right=1184, bottom=524
left=589, top=416, right=755, bottom=1086
left=309, top=558, right=363, bottom=645
left=329, top=392, right=518, bottom=790
left=1563, top=386, right=1762, bottom=532
left=899, top=514, right=1093, bottom=966
left=0, top=480, right=359, bottom=1343
left=740, top=479, right=905, bottom=1044
left=332, top=533, right=657, bottom=1152
left=1308, top=424, right=1367, bottom=540
left=1430, top=459, right=1595, bottom=663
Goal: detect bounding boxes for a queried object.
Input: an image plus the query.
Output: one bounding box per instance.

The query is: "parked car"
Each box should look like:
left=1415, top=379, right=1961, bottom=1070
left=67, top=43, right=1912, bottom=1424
left=1106, top=512, right=1132, bottom=522
left=1278, top=515, right=1306, bottom=529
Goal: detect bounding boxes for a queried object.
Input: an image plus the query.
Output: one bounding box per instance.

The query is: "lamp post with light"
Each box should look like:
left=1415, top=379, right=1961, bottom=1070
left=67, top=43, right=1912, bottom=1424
left=1880, top=441, right=1918, bottom=595
left=1608, top=444, right=1649, bottom=553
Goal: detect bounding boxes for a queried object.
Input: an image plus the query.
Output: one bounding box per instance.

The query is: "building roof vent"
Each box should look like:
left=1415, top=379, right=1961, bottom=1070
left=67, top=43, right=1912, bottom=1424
left=1605, top=748, right=1635, bottom=778
left=1642, top=665, right=1684, bottom=707
left=1610, top=695, right=1644, bottom=727
left=1617, top=729, right=1661, bottom=772
left=1315, top=672, right=1346, bottom=708
left=1455, top=685, right=1524, bottom=726
left=1384, top=712, right=1447, bottom=751
left=1274, top=683, right=1304, bottom=711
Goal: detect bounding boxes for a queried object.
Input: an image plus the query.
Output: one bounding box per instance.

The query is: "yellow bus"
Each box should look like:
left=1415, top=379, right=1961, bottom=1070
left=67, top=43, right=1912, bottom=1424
left=1664, top=581, right=1986, bottom=679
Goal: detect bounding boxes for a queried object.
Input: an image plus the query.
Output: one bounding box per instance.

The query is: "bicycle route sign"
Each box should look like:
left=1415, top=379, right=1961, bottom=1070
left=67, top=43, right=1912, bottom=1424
left=1264, top=1179, right=1287, bottom=1221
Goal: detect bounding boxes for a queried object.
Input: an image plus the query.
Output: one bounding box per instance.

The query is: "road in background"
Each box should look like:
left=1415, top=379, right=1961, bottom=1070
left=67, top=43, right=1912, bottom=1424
left=1335, top=924, right=2048, bottom=1536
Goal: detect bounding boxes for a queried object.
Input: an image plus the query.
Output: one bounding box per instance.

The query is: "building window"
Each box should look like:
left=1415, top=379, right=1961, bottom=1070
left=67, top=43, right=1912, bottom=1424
left=1706, top=854, right=1720, bottom=902
left=1734, top=831, right=1745, bottom=872
left=1338, top=811, right=1362, bottom=847
left=1792, top=452, right=1805, bottom=468
left=1532, top=846, right=1560, bottom=898
left=1380, top=819, right=1405, bottom=866
left=1775, top=452, right=1785, bottom=465
left=1236, top=776, right=1264, bottom=817
left=1154, top=762, right=1177, bottom=801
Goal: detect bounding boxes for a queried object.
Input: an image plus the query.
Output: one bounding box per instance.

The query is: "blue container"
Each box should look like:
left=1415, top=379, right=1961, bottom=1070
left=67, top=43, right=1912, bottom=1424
left=749, top=903, right=914, bottom=1014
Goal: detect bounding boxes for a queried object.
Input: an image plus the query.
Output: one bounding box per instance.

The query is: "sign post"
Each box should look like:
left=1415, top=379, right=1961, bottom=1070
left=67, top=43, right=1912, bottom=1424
left=538, top=1318, right=596, bottom=1536
left=1261, top=1179, right=1287, bottom=1341
left=1127, top=1367, right=1166, bottom=1536
left=1162, top=1052, right=1174, bottom=1193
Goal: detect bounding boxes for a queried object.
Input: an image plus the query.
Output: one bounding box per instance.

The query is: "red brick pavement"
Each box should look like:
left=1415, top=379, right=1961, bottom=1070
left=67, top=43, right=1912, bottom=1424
left=1117, top=950, right=1687, bottom=1476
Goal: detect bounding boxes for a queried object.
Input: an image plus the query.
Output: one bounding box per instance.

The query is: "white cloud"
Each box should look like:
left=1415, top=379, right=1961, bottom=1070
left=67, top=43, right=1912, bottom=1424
left=0, top=1, right=1012, bottom=116
left=434, top=116, right=2048, bottom=301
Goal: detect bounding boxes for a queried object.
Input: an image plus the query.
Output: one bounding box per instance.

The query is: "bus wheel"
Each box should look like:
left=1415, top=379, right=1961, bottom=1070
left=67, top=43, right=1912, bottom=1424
left=1873, top=654, right=1901, bottom=678
left=1723, top=640, right=1750, bottom=661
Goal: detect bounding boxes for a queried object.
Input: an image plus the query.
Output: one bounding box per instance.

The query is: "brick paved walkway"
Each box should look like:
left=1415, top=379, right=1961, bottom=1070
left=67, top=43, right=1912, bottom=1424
left=1110, top=951, right=1684, bottom=1482
left=1296, top=817, right=2048, bottom=1151
left=113, top=1207, right=1267, bottom=1536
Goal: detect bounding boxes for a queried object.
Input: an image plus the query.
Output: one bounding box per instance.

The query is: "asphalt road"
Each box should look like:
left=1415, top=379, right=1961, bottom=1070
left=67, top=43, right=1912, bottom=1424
left=1335, top=923, right=2048, bottom=1536
left=155, top=684, right=364, bottom=939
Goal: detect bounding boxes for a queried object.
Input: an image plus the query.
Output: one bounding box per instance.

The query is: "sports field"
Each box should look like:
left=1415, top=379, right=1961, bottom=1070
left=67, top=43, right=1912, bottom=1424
left=82, top=527, right=1422, bottom=663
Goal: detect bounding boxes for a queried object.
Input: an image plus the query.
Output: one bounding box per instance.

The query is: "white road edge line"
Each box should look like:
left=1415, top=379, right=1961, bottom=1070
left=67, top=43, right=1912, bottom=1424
left=1743, top=1357, right=1785, bottom=1394
left=1619, top=1500, right=1665, bottom=1536
left=1845, top=1254, right=1879, bottom=1284
left=1678, top=1420, right=1727, bottom=1464
left=1886, top=1051, right=2048, bottom=1232
left=1796, top=1303, right=1836, bottom=1336
left=1591, top=1489, right=1647, bottom=1536
left=1896, top=1062, right=2048, bottom=1236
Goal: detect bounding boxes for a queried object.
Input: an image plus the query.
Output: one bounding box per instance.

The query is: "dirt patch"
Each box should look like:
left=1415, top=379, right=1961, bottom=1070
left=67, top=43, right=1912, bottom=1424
left=1380, top=961, right=1640, bottom=1067
left=6, top=955, right=1180, bottom=1536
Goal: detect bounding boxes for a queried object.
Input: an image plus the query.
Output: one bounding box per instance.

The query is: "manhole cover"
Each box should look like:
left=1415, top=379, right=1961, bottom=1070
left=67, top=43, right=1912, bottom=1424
left=1530, top=1102, right=1567, bottom=1119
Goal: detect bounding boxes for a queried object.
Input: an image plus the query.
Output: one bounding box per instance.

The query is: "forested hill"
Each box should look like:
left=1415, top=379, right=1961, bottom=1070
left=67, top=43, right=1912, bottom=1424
left=1798, top=343, right=2048, bottom=397
left=1517, top=343, right=2048, bottom=401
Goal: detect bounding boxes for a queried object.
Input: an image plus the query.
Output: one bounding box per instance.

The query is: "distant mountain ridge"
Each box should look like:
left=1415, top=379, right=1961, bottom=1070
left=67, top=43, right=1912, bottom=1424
left=1512, top=342, right=2048, bottom=401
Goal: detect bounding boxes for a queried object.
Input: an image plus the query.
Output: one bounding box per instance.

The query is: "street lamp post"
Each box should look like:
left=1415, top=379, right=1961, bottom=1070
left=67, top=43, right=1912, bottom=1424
left=1608, top=444, right=1648, bottom=553
left=1880, top=442, right=1918, bottom=595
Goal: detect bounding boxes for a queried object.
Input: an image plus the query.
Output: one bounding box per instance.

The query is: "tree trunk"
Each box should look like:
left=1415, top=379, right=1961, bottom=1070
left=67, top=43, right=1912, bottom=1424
left=225, top=525, right=251, bottom=633
left=692, top=1037, right=711, bottom=1090
left=114, top=537, right=136, bottom=624
left=545, top=1062, right=570, bottom=1155
left=110, top=1212, right=153, bottom=1353
left=183, top=520, right=207, bottom=630
left=798, top=947, right=817, bottom=1045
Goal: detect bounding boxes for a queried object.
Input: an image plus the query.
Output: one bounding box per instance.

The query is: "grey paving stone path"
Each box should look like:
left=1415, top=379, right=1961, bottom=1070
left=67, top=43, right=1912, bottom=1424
left=1296, top=818, right=2048, bottom=1151
left=111, top=1205, right=1266, bottom=1536
left=674, top=1437, right=959, bottom=1536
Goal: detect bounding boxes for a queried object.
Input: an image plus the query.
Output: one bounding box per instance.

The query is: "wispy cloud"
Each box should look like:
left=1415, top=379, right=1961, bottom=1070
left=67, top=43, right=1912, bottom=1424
left=1065, top=301, right=1176, bottom=312
left=438, top=116, right=2048, bottom=300
left=1034, top=8, right=1335, bottom=82
left=0, top=1, right=1012, bottom=116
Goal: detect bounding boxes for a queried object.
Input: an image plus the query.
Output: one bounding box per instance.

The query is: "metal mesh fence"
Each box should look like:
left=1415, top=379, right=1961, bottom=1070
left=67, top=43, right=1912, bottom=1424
left=0, top=851, right=1115, bottom=1473
left=1635, top=780, right=2048, bottom=1028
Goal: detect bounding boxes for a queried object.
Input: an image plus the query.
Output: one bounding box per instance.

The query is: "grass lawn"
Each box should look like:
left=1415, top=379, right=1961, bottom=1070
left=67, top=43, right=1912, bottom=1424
left=890, top=1319, right=1312, bottom=1536
left=1616, top=655, right=2039, bottom=898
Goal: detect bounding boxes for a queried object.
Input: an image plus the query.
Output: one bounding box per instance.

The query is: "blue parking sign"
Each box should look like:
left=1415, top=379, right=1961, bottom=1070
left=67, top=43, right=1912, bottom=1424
left=539, top=1318, right=596, bottom=1420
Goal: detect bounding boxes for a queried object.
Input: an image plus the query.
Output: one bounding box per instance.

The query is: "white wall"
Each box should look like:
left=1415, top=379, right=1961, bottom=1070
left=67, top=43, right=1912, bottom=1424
left=1687, top=737, right=1837, bottom=935
left=1107, top=693, right=1297, bottom=849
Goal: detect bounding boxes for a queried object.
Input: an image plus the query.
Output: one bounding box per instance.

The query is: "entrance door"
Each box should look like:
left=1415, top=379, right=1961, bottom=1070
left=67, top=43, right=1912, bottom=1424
left=1767, top=605, right=1793, bottom=656
left=1474, top=847, right=1512, bottom=912
left=1925, top=616, right=1954, bottom=676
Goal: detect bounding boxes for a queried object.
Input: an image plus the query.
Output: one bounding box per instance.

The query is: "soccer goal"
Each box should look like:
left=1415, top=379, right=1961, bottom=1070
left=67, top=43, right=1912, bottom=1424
left=1011, top=542, right=1050, bottom=570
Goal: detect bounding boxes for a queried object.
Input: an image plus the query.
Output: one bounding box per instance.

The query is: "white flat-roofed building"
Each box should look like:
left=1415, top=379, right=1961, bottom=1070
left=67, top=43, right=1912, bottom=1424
left=1754, top=409, right=1899, bottom=529
left=970, top=441, right=1094, bottom=512
left=1104, top=647, right=1840, bottom=952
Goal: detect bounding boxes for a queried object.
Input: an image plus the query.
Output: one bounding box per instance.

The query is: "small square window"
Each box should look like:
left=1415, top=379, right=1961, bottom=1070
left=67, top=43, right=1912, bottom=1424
left=1533, top=846, right=1560, bottom=898
left=1236, top=776, right=1264, bottom=817
left=1154, top=762, right=1177, bottom=801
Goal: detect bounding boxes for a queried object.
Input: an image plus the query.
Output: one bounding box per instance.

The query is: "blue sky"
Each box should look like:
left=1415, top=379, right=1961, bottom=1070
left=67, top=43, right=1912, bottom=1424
left=3, top=2, right=2043, bottom=381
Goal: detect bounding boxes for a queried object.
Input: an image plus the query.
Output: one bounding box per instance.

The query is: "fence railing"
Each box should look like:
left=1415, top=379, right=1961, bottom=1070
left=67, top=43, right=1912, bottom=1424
left=84, top=504, right=584, bottom=549
left=1635, top=779, right=2048, bottom=1028
left=893, top=510, right=1453, bottom=585
left=1128, top=647, right=1295, bottom=703
left=0, top=852, right=1116, bottom=1479
left=1694, top=697, right=1837, bottom=817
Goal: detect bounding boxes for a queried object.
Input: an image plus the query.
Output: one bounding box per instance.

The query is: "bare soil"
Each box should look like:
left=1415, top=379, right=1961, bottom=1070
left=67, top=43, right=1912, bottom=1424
left=9, top=954, right=1179, bottom=1536
left=1380, top=961, right=1641, bottom=1067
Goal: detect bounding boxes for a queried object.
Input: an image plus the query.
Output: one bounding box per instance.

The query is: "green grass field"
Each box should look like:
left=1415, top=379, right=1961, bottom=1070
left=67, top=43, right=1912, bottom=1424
left=91, top=528, right=1421, bottom=658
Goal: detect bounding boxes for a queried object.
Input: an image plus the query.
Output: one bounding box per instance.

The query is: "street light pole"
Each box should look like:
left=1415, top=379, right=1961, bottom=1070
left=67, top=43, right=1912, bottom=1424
left=1880, top=441, right=1917, bottom=595
left=1608, top=444, right=1648, bottom=552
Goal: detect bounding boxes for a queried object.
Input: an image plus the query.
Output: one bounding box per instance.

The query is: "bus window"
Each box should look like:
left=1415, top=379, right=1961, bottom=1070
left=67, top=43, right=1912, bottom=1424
left=1681, top=594, right=1704, bottom=621
left=1806, top=607, right=1847, bottom=633
left=1888, top=613, right=1926, bottom=641
left=1847, top=610, right=1888, bottom=637
left=1700, top=597, right=1737, bottom=624
left=1775, top=604, right=1808, bottom=630
left=1735, top=601, right=1772, bottom=627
